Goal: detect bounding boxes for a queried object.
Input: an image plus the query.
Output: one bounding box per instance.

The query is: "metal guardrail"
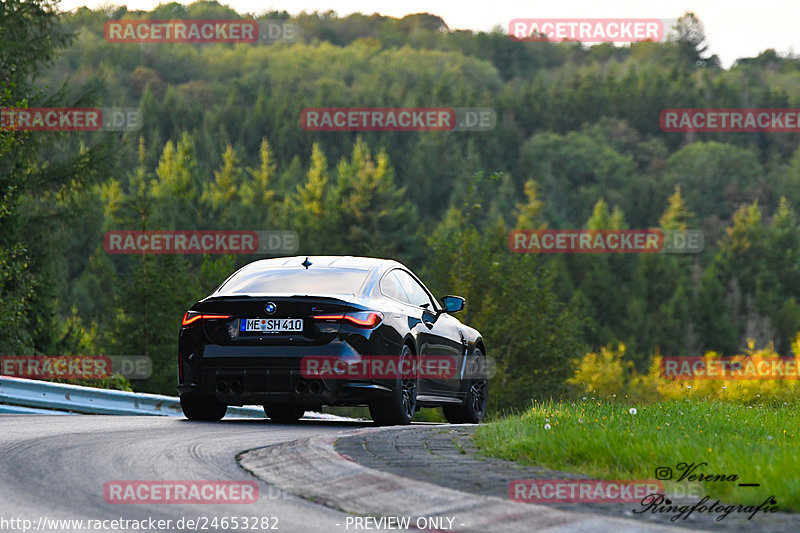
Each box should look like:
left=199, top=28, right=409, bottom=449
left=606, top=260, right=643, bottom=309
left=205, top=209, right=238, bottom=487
left=0, top=403, right=73, bottom=415
left=0, top=376, right=265, bottom=417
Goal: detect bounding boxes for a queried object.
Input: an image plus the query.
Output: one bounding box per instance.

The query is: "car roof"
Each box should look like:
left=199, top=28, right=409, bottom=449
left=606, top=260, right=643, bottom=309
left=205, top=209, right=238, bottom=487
left=239, top=256, right=406, bottom=272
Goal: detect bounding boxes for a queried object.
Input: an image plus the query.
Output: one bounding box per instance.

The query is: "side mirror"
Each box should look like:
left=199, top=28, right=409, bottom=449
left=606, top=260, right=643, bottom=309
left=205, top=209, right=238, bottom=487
left=441, top=295, right=465, bottom=313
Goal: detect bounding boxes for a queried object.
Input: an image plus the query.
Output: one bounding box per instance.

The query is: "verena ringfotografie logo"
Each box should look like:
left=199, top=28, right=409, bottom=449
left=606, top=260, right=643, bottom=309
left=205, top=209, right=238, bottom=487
left=1, top=355, right=151, bottom=380
left=104, top=19, right=298, bottom=44
left=509, top=19, right=667, bottom=43
left=508, top=230, right=703, bottom=253
left=300, top=108, right=495, bottom=132
left=638, top=463, right=779, bottom=522
left=509, top=479, right=663, bottom=503
left=103, top=230, right=298, bottom=254
left=104, top=481, right=258, bottom=504
left=300, top=355, right=460, bottom=380
left=0, top=108, right=141, bottom=131
left=661, top=356, right=800, bottom=380
left=661, top=108, right=800, bottom=132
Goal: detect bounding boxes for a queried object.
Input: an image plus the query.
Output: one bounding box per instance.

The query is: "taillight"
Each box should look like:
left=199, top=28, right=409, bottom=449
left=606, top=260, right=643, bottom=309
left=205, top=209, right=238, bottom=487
left=181, top=311, right=231, bottom=326
left=313, top=311, right=384, bottom=328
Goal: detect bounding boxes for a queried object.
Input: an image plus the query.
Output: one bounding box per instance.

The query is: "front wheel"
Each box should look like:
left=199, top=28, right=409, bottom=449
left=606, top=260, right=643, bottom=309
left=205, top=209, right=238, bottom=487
left=180, top=393, right=227, bottom=421
left=369, top=346, right=417, bottom=426
left=443, top=348, right=488, bottom=424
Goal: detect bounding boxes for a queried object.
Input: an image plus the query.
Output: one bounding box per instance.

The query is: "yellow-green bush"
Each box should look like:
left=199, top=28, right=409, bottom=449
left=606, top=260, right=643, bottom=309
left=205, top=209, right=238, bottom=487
left=569, top=336, right=800, bottom=404
left=566, top=343, right=630, bottom=397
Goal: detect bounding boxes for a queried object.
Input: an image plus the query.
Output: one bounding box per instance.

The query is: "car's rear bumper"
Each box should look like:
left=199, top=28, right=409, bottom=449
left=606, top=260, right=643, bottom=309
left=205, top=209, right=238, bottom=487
left=177, top=370, right=394, bottom=406
left=178, top=341, right=398, bottom=406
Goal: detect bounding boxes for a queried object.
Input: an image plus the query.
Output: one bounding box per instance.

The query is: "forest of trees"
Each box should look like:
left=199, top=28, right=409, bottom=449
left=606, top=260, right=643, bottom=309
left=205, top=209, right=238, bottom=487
left=5, top=1, right=800, bottom=412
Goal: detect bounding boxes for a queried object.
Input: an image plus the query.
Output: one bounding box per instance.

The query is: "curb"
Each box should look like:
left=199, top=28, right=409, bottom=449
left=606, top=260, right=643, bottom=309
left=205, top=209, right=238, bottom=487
left=239, top=426, right=696, bottom=532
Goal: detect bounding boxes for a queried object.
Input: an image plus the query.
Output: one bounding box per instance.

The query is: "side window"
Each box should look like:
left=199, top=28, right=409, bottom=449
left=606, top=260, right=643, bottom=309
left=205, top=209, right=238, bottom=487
left=393, top=270, right=434, bottom=309
left=380, top=271, right=408, bottom=303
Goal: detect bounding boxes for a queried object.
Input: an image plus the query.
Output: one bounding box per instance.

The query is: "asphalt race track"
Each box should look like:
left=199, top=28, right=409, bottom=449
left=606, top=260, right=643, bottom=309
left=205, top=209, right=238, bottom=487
left=0, top=415, right=381, bottom=533
left=5, top=415, right=774, bottom=533
left=1, top=415, right=700, bottom=533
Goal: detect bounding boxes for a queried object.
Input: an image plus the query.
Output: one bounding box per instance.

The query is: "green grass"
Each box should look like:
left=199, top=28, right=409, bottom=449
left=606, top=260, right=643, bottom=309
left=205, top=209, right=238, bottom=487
left=474, top=399, right=800, bottom=511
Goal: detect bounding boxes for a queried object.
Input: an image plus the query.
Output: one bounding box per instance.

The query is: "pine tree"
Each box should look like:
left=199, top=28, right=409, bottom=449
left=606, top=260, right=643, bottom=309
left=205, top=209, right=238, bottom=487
left=514, top=180, right=546, bottom=230
left=334, top=137, right=417, bottom=257
left=284, top=143, right=335, bottom=253
left=201, top=144, right=245, bottom=227
left=151, top=133, right=200, bottom=229
left=239, top=138, right=278, bottom=228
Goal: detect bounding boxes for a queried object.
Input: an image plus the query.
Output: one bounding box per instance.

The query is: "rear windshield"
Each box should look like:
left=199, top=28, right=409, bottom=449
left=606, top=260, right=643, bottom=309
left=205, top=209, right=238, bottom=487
left=215, top=267, right=369, bottom=296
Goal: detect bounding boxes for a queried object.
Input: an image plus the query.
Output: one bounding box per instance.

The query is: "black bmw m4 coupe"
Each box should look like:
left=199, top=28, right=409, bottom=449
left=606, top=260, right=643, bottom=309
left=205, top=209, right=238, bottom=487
left=178, top=256, right=488, bottom=425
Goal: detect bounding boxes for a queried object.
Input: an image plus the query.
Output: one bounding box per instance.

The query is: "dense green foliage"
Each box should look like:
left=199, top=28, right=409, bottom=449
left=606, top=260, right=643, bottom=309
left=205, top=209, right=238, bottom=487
left=0, top=0, right=116, bottom=357
left=5, top=2, right=800, bottom=412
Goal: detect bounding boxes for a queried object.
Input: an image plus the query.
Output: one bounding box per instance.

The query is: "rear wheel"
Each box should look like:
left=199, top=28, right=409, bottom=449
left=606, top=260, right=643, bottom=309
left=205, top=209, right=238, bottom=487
left=369, top=345, right=417, bottom=426
left=443, top=348, right=488, bottom=424
left=264, top=404, right=305, bottom=423
left=180, top=393, right=227, bottom=421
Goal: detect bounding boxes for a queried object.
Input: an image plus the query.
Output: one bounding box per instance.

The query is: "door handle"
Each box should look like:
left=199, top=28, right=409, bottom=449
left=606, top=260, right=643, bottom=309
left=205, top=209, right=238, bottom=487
left=423, top=320, right=434, bottom=329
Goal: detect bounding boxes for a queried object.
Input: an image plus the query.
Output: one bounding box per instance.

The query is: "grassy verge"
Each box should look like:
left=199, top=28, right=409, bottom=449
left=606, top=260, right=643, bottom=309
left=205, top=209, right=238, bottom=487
left=474, top=399, right=800, bottom=511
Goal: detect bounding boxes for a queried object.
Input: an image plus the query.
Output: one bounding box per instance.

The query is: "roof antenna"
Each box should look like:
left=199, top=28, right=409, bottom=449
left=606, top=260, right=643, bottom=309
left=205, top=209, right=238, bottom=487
left=302, top=257, right=312, bottom=269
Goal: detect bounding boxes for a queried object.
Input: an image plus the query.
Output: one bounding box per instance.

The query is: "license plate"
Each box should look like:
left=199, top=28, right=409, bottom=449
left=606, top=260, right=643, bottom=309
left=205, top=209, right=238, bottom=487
left=240, top=318, right=303, bottom=333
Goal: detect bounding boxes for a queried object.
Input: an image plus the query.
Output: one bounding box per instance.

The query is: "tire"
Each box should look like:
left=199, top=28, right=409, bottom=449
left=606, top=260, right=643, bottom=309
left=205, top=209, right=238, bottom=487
left=264, top=404, right=305, bottom=423
left=443, top=348, right=488, bottom=424
left=180, top=393, right=227, bottom=421
left=369, top=345, right=417, bottom=426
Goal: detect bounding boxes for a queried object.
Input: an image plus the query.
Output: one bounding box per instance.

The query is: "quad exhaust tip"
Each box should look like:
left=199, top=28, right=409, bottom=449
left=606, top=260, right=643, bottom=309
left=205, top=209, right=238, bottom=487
left=293, top=379, right=323, bottom=394
left=215, top=379, right=242, bottom=394
left=218, top=378, right=321, bottom=395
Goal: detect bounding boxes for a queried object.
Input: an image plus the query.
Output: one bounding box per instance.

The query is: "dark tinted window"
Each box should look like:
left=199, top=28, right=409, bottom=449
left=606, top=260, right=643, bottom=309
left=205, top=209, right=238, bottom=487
left=216, top=268, right=369, bottom=295
left=392, top=270, right=434, bottom=308
left=380, top=271, right=408, bottom=302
